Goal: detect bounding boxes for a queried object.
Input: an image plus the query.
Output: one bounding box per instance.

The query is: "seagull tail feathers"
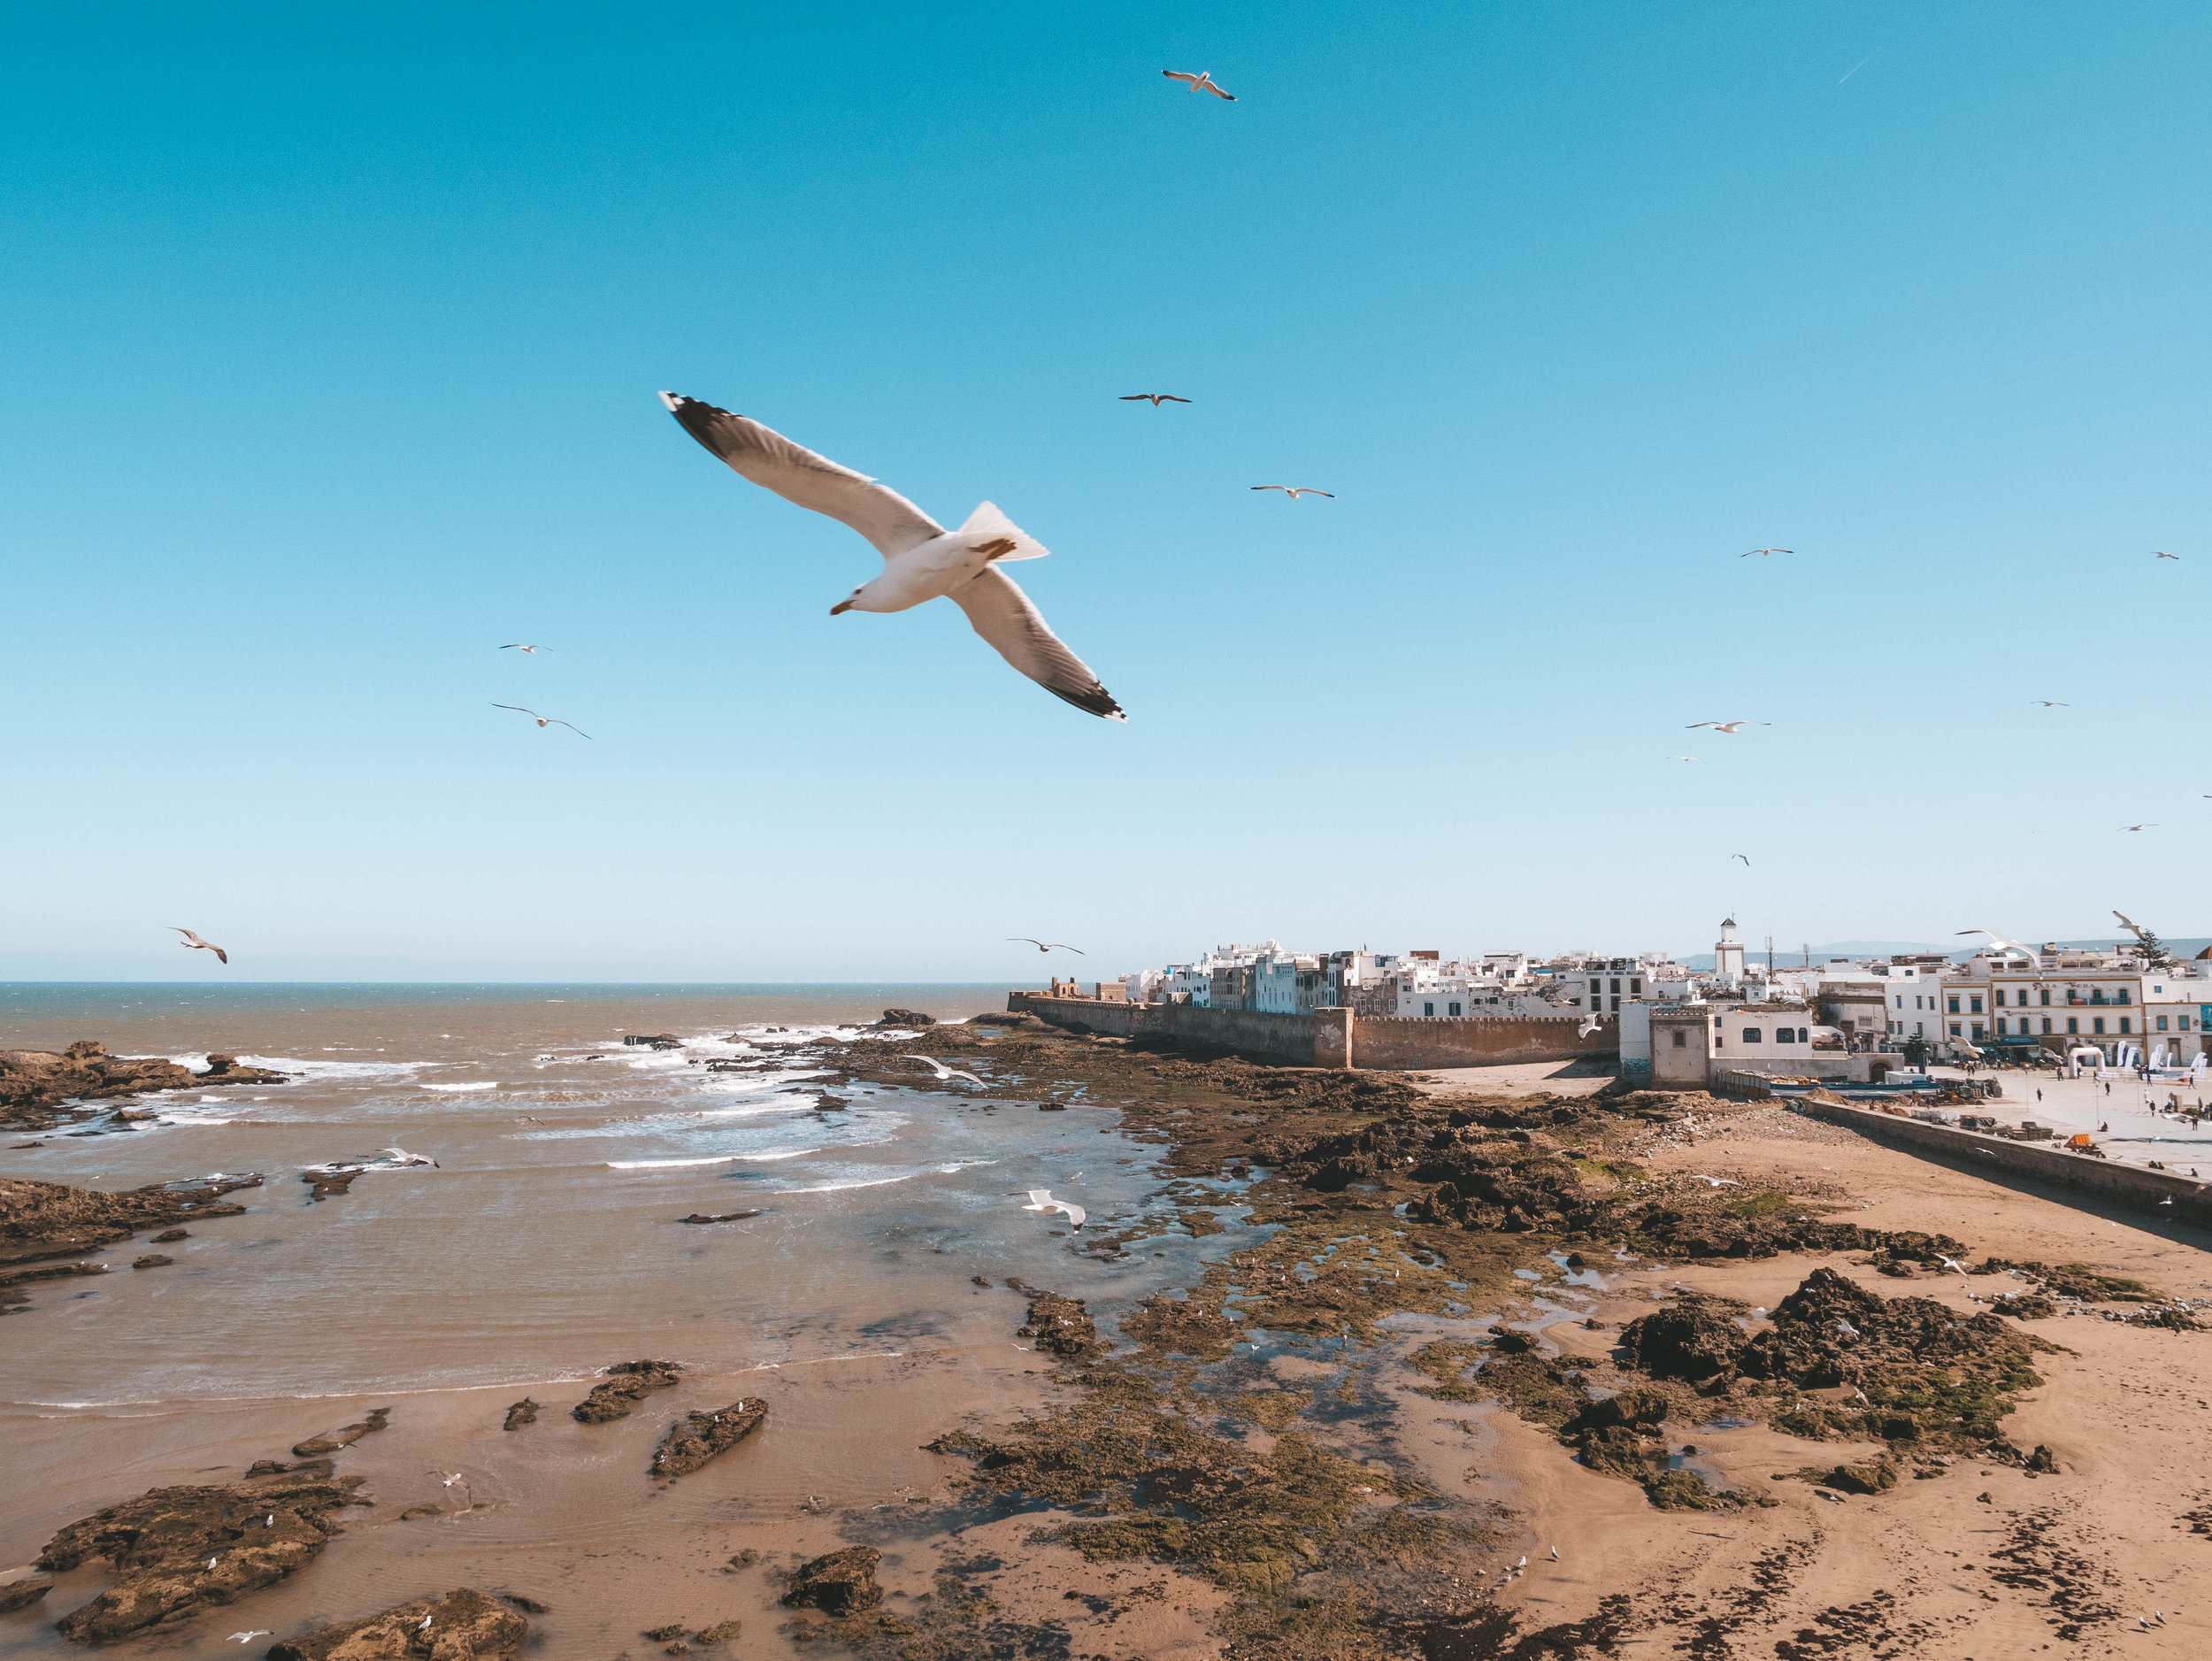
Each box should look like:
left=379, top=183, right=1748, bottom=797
left=958, top=501, right=1049, bottom=561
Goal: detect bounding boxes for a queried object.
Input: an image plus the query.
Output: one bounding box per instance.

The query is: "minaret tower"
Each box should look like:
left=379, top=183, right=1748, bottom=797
left=1714, top=916, right=1747, bottom=982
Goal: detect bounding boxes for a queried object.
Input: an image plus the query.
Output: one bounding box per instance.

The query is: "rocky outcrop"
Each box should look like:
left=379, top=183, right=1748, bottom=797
left=1017, top=1289, right=1100, bottom=1359
left=502, top=1399, right=539, bottom=1431
left=267, top=1588, right=526, bottom=1660
left=1, top=1042, right=287, bottom=1131
left=292, top=1407, right=390, bottom=1457
left=131, top=1254, right=173, bottom=1269
left=0, top=1580, right=53, bottom=1613
left=877, top=1009, right=936, bottom=1027
left=678, top=1211, right=760, bottom=1225
left=1618, top=1298, right=1748, bottom=1381
left=780, top=1546, right=882, bottom=1616
left=37, top=1461, right=365, bottom=1643
left=572, top=1360, right=682, bottom=1424
left=1, top=1173, right=260, bottom=1271
left=650, top=1398, right=768, bottom=1478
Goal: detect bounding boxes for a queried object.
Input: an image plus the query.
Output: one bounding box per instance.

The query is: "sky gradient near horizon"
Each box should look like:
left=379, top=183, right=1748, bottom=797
left=7, top=3, right=2210, bottom=981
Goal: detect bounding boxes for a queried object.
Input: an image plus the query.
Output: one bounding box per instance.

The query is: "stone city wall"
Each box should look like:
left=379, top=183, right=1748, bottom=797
left=1801, top=1098, right=2212, bottom=1230
left=1004, top=995, right=1613, bottom=1072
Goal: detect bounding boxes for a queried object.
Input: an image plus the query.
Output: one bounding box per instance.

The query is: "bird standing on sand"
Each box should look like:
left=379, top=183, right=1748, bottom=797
left=493, top=704, right=589, bottom=738
left=1251, top=485, right=1333, bottom=499
left=499, top=643, right=549, bottom=654
left=171, top=927, right=229, bottom=965
left=1010, top=938, right=1084, bottom=954
left=908, top=1056, right=986, bottom=1087
left=1119, top=394, right=1190, bottom=406
left=1549, top=1547, right=1560, bottom=1561
left=661, top=394, right=1124, bottom=720
left=1163, top=69, right=1235, bottom=99
left=1686, top=720, right=1769, bottom=734
left=1023, top=1189, right=1087, bottom=1230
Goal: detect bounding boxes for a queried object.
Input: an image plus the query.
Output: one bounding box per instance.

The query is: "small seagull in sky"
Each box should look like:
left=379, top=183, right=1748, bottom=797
left=2031, top=700, right=2068, bottom=707
left=1958, top=928, right=2032, bottom=955
left=171, top=927, right=229, bottom=965
left=1119, top=394, right=1190, bottom=406
left=1163, top=69, right=1235, bottom=100
left=1670, top=755, right=1698, bottom=762
left=1732, top=853, right=1751, bottom=865
left=1838, top=55, right=1872, bottom=83
left=494, top=704, right=591, bottom=738
left=1023, top=1188, right=1087, bottom=1230
left=2120, top=823, right=2155, bottom=832
left=1742, top=547, right=1793, bottom=558
left=661, top=393, right=1124, bottom=719
left=1010, top=938, right=1085, bottom=954
left=908, top=1056, right=986, bottom=1087
left=1687, top=720, right=1769, bottom=734
left=1251, top=485, right=1334, bottom=499
left=2155, top=551, right=2179, bottom=559
left=499, top=643, right=549, bottom=654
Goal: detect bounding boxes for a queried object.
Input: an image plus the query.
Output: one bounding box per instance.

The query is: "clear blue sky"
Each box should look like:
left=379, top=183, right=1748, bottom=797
left=6, top=3, right=2208, bottom=981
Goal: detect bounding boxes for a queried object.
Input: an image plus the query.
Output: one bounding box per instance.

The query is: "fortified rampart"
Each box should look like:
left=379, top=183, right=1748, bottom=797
left=1800, top=1097, right=2212, bottom=1231
left=1003, top=993, right=1614, bottom=1072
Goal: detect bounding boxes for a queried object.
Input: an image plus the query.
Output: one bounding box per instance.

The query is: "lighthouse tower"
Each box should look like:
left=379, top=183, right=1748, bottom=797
left=1714, top=917, right=1747, bottom=984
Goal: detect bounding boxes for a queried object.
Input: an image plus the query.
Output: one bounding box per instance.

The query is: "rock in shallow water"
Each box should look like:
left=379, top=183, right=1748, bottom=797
left=780, top=1546, right=882, bottom=1616
left=267, top=1587, right=526, bottom=1660
left=293, top=1406, right=390, bottom=1457
left=0, top=1580, right=53, bottom=1613
left=501, top=1398, right=539, bottom=1431
left=650, top=1398, right=767, bottom=1479
left=572, top=1359, right=683, bottom=1424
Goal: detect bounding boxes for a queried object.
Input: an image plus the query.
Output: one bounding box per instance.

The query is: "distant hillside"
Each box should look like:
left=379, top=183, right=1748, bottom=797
left=1678, top=937, right=2210, bottom=972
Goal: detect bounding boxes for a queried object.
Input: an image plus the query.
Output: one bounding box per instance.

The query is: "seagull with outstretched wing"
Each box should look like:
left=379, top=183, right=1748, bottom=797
left=1252, top=485, right=1333, bottom=499
left=500, top=643, right=549, bottom=654
left=1023, top=1188, right=1087, bottom=1229
left=1742, top=548, right=1793, bottom=558
left=494, top=704, right=590, bottom=738
left=1010, top=938, right=1085, bottom=954
left=1120, top=394, right=1190, bottom=405
left=1163, top=69, right=1235, bottom=99
left=661, top=394, right=1124, bottom=720
left=172, top=927, right=228, bottom=965
left=1687, top=720, right=1769, bottom=734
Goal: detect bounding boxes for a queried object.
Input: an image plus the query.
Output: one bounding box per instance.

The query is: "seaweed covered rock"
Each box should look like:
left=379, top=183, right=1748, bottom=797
left=1017, top=1290, right=1100, bottom=1359
left=572, top=1359, right=683, bottom=1424
left=267, top=1587, right=526, bottom=1660
left=650, top=1398, right=767, bottom=1478
left=501, top=1399, right=539, bottom=1431
left=0, top=1580, right=53, bottom=1613
left=1618, top=1298, right=1747, bottom=1380
left=1122, top=1290, right=1239, bottom=1360
left=1, top=1042, right=287, bottom=1131
left=877, top=1008, right=936, bottom=1027
left=781, top=1547, right=883, bottom=1616
left=37, top=1462, right=365, bottom=1643
left=292, top=1407, right=390, bottom=1457
left=1, top=1173, right=261, bottom=1270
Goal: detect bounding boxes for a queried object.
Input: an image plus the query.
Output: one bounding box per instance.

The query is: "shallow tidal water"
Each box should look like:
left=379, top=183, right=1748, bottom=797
left=0, top=985, right=1254, bottom=1658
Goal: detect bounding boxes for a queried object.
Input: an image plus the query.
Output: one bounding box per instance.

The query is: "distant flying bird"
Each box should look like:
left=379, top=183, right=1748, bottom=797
left=661, top=393, right=1124, bottom=720
left=1577, top=1016, right=1601, bottom=1039
left=171, top=927, right=229, bottom=965
left=907, top=1056, right=986, bottom=1087
left=1010, top=938, right=1085, bottom=954
left=1119, top=394, right=1190, bottom=406
left=1685, top=1174, right=1740, bottom=1188
left=1163, top=69, right=1235, bottom=99
left=229, top=1635, right=270, bottom=1646
left=1023, top=1188, right=1087, bottom=1230
left=1687, top=720, right=1768, bottom=734
left=1251, top=485, right=1334, bottom=499
left=2120, top=823, right=2155, bottom=832
left=1957, top=928, right=2032, bottom=955
left=1741, top=548, right=1793, bottom=558
left=2114, top=911, right=2157, bottom=947
left=499, top=643, right=549, bottom=654
left=1839, top=55, right=1871, bottom=84
left=2031, top=700, right=2068, bottom=707
left=383, top=1147, right=439, bottom=1167
left=1670, top=755, right=1699, bottom=763
left=1732, top=853, right=1751, bottom=865
left=438, top=1471, right=465, bottom=1488
left=493, top=704, right=591, bottom=738
left=2155, top=551, right=2179, bottom=559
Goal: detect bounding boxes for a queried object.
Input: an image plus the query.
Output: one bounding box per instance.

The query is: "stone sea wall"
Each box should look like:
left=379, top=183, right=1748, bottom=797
left=1003, top=994, right=1614, bottom=1072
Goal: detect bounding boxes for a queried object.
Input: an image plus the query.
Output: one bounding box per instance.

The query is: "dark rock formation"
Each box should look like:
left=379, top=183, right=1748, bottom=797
left=267, top=1587, right=526, bottom=1660
left=780, top=1546, right=882, bottom=1616
left=502, top=1399, right=539, bottom=1431
left=303, top=1168, right=359, bottom=1201
left=37, top=1461, right=365, bottom=1643
left=650, top=1398, right=767, bottom=1479
left=152, top=1227, right=189, bottom=1242
left=1, top=1042, right=286, bottom=1131
left=877, top=1008, right=936, bottom=1027
left=678, top=1211, right=760, bottom=1225
left=131, top=1254, right=173, bottom=1270
left=1618, top=1298, right=1748, bottom=1381
left=292, top=1407, right=391, bottom=1457
left=1, top=1173, right=259, bottom=1271
left=0, top=1580, right=53, bottom=1613
left=572, top=1359, right=683, bottom=1424
left=1016, top=1289, right=1100, bottom=1358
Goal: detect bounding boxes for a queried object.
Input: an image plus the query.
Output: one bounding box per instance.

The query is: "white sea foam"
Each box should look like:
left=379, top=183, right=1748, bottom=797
left=605, top=1147, right=821, bottom=1171
left=425, top=1082, right=498, bottom=1093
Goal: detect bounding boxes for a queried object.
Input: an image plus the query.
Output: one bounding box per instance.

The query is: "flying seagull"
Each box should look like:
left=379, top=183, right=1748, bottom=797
left=383, top=1147, right=439, bottom=1168
left=1732, top=853, right=1751, bottom=865
left=171, top=927, right=228, bottom=965
left=1251, top=485, right=1333, bottom=499
left=1023, top=1188, right=1087, bottom=1230
left=1686, top=720, right=1769, bottom=734
left=908, top=1056, right=986, bottom=1087
left=229, top=1634, right=270, bottom=1646
left=2120, top=823, right=2155, bottom=832
left=1830, top=1318, right=1861, bottom=1340
left=499, top=643, right=549, bottom=654
left=2032, top=700, right=2068, bottom=707
left=1670, top=755, right=1698, bottom=762
left=1163, top=69, right=1235, bottom=99
left=1741, top=548, right=1793, bottom=558
left=1119, top=394, right=1189, bottom=406
left=493, top=704, right=590, bottom=738
left=2155, top=551, right=2179, bottom=559
left=661, top=394, right=1124, bottom=720
left=1010, top=938, right=1085, bottom=954
left=2114, top=911, right=2157, bottom=947
left=1578, top=1016, right=1601, bottom=1038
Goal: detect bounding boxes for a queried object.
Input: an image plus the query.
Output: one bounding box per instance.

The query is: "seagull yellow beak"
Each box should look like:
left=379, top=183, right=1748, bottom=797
left=830, top=600, right=855, bottom=615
